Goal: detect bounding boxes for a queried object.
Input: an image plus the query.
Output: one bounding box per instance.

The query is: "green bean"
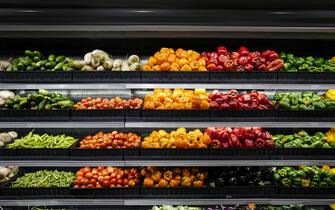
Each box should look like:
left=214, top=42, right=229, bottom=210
left=7, top=131, right=77, bottom=149
left=11, top=170, right=75, bottom=188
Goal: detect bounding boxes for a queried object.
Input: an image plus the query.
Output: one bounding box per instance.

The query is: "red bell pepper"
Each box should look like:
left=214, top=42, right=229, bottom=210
left=238, top=46, right=250, bottom=56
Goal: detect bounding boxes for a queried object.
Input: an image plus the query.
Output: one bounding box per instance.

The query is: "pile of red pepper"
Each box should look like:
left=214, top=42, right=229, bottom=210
left=209, top=90, right=274, bottom=110
left=205, top=127, right=275, bottom=148
left=201, top=45, right=284, bottom=72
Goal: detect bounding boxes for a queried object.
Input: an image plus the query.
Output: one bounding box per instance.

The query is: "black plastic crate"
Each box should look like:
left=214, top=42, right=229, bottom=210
left=70, top=109, right=124, bottom=121
left=278, top=72, right=335, bottom=84
left=274, top=148, right=335, bottom=160
left=141, top=72, right=209, bottom=83
left=70, top=141, right=140, bottom=160
left=209, top=148, right=274, bottom=160
left=71, top=187, right=140, bottom=198
left=277, top=110, right=335, bottom=122
left=210, top=110, right=278, bottom=121
left=140, top=187, right=209, bottom=198
left=0, top=71, right=72, bottom=83
left=140, top=148, right=210, bottom=160
left=124, top=109, right=142, bottom=121
left=1, top=167, right=74, bottom=198
left=209, top=186, right=272, bottom=198
left=0, top=147, right=73, bottom=159
left=72, top=71, right=141, bottom=83
left=0, top=110, right=70, bottom=121
left=209, top=72, right=277, bottom=83
left=277, top=186, right=335, bottom=199
left=141, top=110, right=210, bottom=121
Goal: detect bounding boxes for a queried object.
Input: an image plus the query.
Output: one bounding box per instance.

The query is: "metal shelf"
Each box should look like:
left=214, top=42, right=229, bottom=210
left=0, top=199, right=333, bottom=206
left=0, top=122, right=333, bottom=128
left=125, top=122, right=335, bottom=128
left=1, top=160, right=334, bottom=167
left=126, top=83, right=335, bottom=90
left=0, top=122, right=124, bottom=128
left=0, top=83, right=334, bottom=90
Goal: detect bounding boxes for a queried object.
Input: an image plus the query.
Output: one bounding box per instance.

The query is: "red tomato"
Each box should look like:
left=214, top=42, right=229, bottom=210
left=81, top=178, right=89, bottom=185
left=102, top=180, right=110, bottom=187
left=89, top=179, right=96, bottom=185
left=83, top=167, right=91, bottom=173
left=87, top=184, right=95, bottom=188
left=123, top=179, right=128, bottom=186
left=85, top=172, right=93, bottom=179
left=110, top=178, right=117, bottom=185
left=76, top=171, right=84, bottom=177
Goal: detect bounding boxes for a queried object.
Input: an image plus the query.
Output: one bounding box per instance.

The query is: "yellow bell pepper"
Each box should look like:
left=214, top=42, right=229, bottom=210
left=322, top=165, right=331, bottom=171
left=331, top=56, right=335, bottom=62
left=330, top=203, right=335, bottom=210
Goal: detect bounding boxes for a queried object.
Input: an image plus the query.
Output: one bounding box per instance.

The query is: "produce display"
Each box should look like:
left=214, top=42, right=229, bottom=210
left=73, top=166, right=140, bottom=188
left=5, top=50, right=73, bottom=72
left=0, top=166, right=18, bottom=183
left=1, top=89, right=74, bottom=110
left=141, top=128, right=211, bottom=148
left=281, top=53, right=335, bottom=72
left=210, top=167, right=273, bottom=187
left=6, top=131, right=77, bottom=149
left=11, top=170, right=75, bottom=188
left=142, top=48, right=207, bottom=71
left=205, top=127, right=274, bottom=148
left=141, top=167, right=208, bottom=188
left=143, top=88, right=210, bottom=110
left=0, top=131, right=18, bottom=147
left=70, top=50, right=141, bottom=71
left=273, top=91, right=335, bottom=110
left=79, top=131, right=141, bottom=149
left=73, top=96, right=143, bottom=110
left=273, top=130, right=334, bottom=148
left=201, top=46, right=284, bottom=72
left=209, top=90, right=274, bottom=110
left=273, top=166, right=335, bottom=187
left=266, top=205, right=316, bottom=210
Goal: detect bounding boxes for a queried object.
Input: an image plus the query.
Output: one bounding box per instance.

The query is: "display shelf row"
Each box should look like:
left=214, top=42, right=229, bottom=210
left=1, top=72, right=335, bottom=84
left=1, top=109, right=335, bottom=122
left=1, top=83, right=333, bottom=90
left=1, top=198, right=334, bottom=206
left=0, top=122, right=333, bottom=128
left=1, top=160, right=335, bottom=167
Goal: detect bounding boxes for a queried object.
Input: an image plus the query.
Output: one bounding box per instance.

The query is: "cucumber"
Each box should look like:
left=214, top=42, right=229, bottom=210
left=45, top=61, right=56, bottom=69
left=48, top=54, right=56, bottom=62
left=54, top=62, right=64, bottom=70
left=55, top=55, right=66, bottom=63
left=24, top=50, right=34, bottom=58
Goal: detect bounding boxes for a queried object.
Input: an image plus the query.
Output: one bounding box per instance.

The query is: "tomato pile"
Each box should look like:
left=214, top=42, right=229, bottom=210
left=209, top=90, right=274, bottom=110
left=141, top=167, right=208, bottom=188
left=73, top=166, right=140, bottom=188
left=79, top=131, right=141, bottom=149
left=73, top=97, right=143, bottom=110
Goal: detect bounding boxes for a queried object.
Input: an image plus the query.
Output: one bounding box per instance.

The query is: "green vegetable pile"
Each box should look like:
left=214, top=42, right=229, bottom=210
left=7, top=50, right=74, bottom=72
left=7, top=131, right=77, bottom=149
left=273, top=91, right=335, bottom=110
left=11, top=170, right=75, bottom=188
left=280, top=52, right=335, bottom=72
left=273, top=130, right=334, bottom=148
left=2, top=89, right=74, bottom=110
left=273, top=166, right=335, bottom=187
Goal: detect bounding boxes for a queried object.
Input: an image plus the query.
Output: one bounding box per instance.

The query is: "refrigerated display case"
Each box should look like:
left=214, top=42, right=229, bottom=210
left=0, top=0, right=335, bottom=209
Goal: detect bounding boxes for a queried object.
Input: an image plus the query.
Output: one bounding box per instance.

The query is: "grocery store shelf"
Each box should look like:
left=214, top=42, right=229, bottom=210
left=126, top=83, right=335, bottom=90
left=1, top=83, right=334, bottom=90
left=0, top=122, right=124, bottom=128
left=0, top=83, right=127, bottom=90
left=1, top=160, right=334, bottom=167
left=0, top=199, right=333, bottom=206
left=125, top=122, right=335, bottom=128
